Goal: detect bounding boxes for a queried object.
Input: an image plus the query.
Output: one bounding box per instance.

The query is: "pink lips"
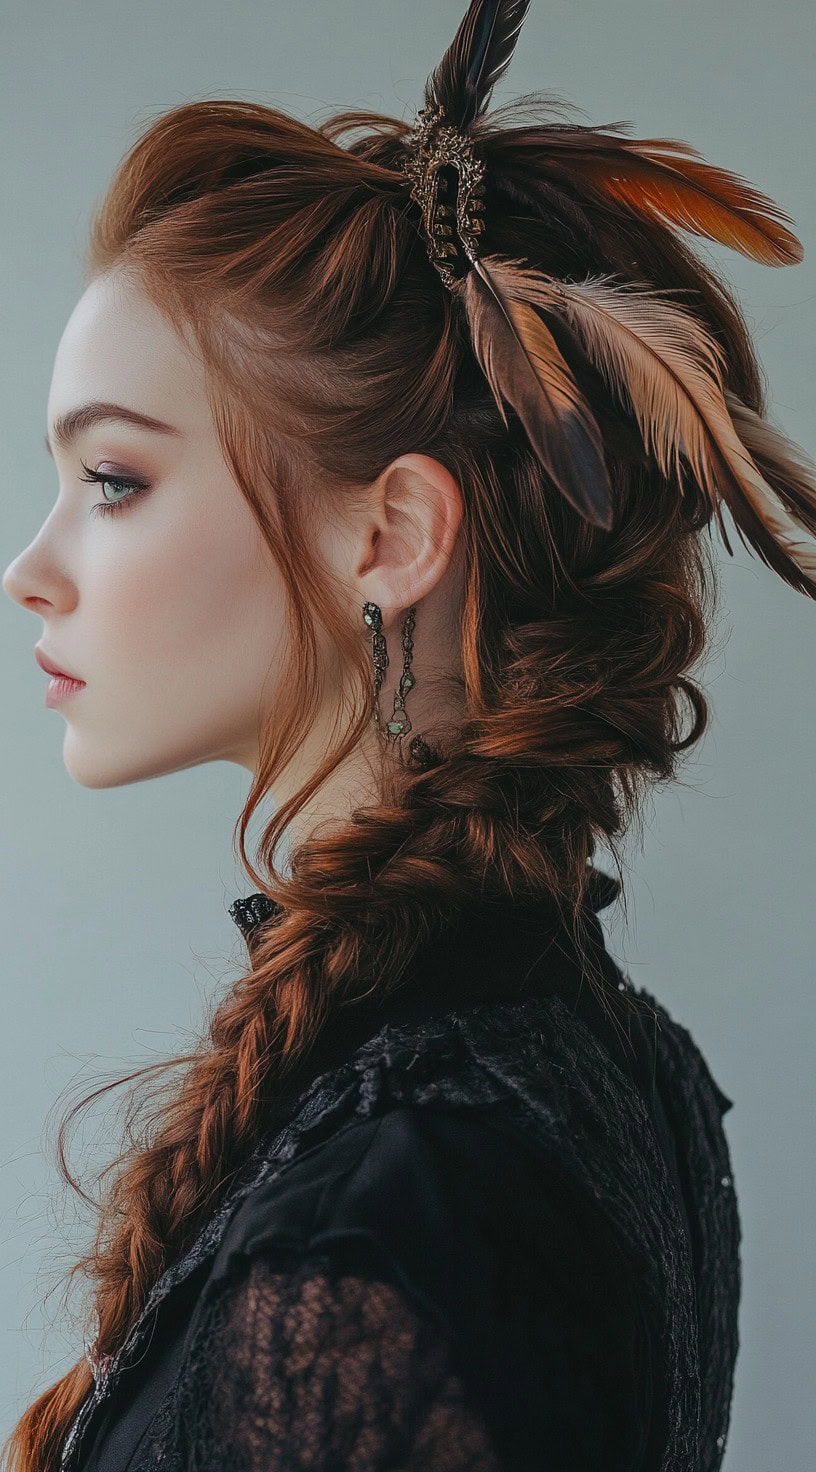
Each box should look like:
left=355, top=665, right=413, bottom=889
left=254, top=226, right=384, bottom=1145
left=35, top=646, right=86, bottom=706
left=44, top=675, right=85, bottom=708
left=35, top=645, right=83, bottom=681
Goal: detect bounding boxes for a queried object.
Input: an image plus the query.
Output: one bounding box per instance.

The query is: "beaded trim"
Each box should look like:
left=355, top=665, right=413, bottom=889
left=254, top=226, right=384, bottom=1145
left=228, top=892, right=281, bottom=939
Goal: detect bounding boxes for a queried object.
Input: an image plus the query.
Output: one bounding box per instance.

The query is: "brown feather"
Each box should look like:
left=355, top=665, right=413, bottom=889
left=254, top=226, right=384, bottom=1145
left=574, top=139, right=802, bottom=266
left=723, top=390, right=816, bottom=538
left=462, top=256, right=615, bottom=528
left=484, top=255, right=816, bottom=595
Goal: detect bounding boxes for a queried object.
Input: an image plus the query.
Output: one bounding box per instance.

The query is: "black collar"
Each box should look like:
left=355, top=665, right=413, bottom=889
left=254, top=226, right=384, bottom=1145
left=225, top=866, right=649, bottom=1118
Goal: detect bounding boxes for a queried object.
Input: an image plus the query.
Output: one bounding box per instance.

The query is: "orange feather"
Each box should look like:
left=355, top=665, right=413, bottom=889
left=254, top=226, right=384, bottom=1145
left=537, top=133, right=803, bottom=267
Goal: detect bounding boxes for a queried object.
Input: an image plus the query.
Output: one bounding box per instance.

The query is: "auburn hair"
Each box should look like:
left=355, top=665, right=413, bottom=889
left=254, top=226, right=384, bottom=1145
left=5, top=81, right=809, bottom=1472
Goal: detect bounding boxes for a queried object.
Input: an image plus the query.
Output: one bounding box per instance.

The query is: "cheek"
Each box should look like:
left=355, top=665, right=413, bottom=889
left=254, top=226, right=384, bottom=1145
left=89, top=501, right=286, bottom=703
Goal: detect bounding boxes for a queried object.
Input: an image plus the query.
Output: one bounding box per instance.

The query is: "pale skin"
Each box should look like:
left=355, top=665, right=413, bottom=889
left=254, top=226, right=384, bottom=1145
left=2, top=268, right=468, bottom=852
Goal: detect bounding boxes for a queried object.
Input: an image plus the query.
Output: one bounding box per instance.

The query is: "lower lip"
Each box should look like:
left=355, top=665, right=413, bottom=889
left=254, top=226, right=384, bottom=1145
left=45, top=675, right=86, bottom=707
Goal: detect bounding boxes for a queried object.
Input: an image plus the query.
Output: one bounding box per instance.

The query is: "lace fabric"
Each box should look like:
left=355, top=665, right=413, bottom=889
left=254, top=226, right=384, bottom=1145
left=173, top=1248, right=502, bottom=1472
left=157, top=1097, right=660, bottom=1472
left=63, top=890, right=739, bottom=1472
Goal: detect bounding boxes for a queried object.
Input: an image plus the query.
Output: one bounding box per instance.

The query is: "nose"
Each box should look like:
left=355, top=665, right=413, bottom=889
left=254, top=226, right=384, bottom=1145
left=3, top=538, right=68, bottom=615
left=2, top=552, right=31, bottom=607
left=3, top=550, right=42, bottom=610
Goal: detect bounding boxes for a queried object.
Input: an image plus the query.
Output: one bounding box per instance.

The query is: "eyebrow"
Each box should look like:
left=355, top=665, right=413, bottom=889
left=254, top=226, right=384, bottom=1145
left=44, top=401, right=183, bottom=457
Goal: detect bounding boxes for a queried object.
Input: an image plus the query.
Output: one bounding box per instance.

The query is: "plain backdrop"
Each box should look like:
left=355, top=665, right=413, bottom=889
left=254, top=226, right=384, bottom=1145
left=0, top=2, right=813, bottom=1466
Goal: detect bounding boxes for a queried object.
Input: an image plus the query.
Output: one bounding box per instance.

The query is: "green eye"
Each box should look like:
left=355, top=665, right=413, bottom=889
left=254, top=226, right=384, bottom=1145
left=78, top=460, right=151, bottom=518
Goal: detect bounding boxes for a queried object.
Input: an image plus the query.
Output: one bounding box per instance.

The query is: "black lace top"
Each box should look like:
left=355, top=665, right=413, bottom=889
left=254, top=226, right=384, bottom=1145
left=60, top=869, right=740, bottom=1472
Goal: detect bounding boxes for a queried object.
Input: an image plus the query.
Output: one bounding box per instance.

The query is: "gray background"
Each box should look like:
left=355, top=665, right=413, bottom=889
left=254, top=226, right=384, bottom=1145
left=0, top=2, right=813, bottom=1465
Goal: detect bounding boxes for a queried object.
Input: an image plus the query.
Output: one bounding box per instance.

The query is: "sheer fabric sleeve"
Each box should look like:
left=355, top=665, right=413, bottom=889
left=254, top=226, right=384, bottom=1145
left=172, top=1243, right=503, bottom=1472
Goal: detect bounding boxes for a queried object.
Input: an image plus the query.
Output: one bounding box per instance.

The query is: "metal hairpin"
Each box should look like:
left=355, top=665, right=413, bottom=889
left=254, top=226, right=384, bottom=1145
left=401, top=102, right=488, bottom=289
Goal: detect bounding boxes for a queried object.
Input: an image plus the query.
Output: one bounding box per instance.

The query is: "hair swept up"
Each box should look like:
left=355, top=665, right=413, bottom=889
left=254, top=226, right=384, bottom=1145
left=8, top=9, right=815, bottom=1469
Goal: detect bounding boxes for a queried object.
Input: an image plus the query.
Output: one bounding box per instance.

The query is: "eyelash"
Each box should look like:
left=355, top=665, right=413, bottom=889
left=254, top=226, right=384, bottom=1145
left=78, top=459, right=151, bottom=518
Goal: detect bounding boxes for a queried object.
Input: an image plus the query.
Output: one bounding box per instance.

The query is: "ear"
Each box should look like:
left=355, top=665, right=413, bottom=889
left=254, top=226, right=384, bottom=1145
left=355, top=453, right=465, bottom=618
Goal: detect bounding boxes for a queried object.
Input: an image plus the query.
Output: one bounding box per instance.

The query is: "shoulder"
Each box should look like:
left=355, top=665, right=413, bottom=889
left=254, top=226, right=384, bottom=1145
left=211, top=1104, right=539, bottom=1307
left=210, top=984, right=696, bottom=1297
left=173, top=1108, right=520, bottom=1470
left=175, top=1101, right=658, bottom=1472
left=209, top=1096, right=650, bottom=1350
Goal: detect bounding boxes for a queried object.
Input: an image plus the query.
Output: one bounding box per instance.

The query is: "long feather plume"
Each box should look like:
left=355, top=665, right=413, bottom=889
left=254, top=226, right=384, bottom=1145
left=578, top=139, right=802, bottom=266
left=513, top=129, right=803, bottom=267
left=462, top=257, right=615, bottom=528
left=481, top=255, right=816, bottom=595
left=426, top=1, right=532, bottom=130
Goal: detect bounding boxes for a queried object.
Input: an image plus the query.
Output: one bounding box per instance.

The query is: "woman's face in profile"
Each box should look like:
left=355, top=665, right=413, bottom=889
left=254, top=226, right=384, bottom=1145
left=2, top=269, right=295, bottom=788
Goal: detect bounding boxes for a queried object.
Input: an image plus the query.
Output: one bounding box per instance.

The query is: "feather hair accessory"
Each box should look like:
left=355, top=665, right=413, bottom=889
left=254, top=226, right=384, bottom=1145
left=401, top=0, right=816, bottom=598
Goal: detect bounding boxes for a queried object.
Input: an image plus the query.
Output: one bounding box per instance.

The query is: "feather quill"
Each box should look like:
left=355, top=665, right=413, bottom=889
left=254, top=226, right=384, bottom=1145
left=482, top=255, right=816, bottom=594
left=462, top=257, right=615, bottom=528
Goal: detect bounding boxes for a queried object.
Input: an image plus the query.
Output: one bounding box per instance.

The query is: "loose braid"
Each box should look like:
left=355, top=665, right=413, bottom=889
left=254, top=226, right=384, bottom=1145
left=6, top=89, right=783, bottom=1472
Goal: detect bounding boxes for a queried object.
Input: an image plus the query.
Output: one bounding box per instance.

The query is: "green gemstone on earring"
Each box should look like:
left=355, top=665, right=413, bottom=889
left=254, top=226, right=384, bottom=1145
left=388, top=720, right=404, bottom=734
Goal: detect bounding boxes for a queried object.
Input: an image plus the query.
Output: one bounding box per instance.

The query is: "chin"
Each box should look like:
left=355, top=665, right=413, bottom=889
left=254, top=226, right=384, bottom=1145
left=61, top=735, right=156, bottom=789
left=63, top=756, right=133, bottom=790
left=61, top=726, right=223, bottom=787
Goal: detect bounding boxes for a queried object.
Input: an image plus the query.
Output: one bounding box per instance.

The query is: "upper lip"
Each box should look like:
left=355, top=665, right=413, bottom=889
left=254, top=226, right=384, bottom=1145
left=35, top=646, right=84, bottom=681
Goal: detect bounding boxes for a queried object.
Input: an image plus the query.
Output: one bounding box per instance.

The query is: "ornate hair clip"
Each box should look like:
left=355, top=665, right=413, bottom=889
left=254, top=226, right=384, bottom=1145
left=401, top=103, right=488, bottom=288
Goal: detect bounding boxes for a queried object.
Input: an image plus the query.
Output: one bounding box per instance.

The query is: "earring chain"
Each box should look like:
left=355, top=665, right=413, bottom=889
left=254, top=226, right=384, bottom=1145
left=362, top=601, right=432, bottom=768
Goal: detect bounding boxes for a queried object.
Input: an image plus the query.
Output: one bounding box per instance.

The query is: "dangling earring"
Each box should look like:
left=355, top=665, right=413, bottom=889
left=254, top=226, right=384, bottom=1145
left=362, top=602, right=433, bottom=768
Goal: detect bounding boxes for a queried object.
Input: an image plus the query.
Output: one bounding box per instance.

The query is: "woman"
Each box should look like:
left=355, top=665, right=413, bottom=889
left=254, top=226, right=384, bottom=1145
left=3, top=1, right=814, bottom=1468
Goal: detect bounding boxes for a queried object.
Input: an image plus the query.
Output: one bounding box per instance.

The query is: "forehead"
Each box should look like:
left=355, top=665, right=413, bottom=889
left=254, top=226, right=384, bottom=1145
left=47, top=270, right=209, bottom=438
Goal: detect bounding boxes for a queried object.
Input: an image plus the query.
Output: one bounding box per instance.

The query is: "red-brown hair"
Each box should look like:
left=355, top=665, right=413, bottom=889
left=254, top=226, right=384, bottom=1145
left=5, top=85, right=796, bottom=1469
